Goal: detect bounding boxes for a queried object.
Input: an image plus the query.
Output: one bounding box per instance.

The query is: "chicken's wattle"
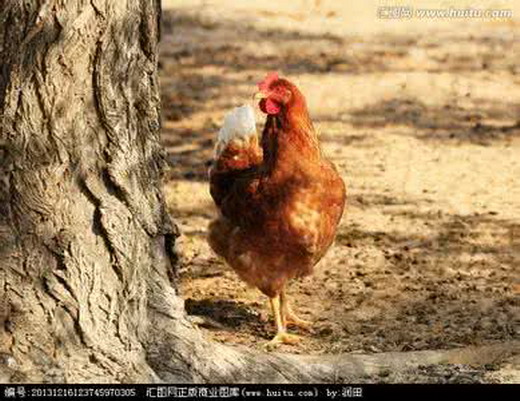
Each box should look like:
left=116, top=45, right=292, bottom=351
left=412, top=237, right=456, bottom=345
left=259, top=98, right=281, bottom=115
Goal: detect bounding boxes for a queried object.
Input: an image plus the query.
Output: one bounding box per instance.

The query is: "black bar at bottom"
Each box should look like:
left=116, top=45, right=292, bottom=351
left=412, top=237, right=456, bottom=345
left=0, top=384, right=517, bottom=400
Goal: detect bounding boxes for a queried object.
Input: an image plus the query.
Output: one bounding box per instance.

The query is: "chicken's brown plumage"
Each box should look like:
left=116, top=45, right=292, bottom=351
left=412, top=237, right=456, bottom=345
left=208, top=73, right=346, bottom=347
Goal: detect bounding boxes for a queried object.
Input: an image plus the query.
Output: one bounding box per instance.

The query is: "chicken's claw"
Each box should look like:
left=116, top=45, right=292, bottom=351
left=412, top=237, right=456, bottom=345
left=286, top=314, right=313, bottom=331
left=264, top=332, right=301, bottom=350
left=280, top=291, right=312, bottom=331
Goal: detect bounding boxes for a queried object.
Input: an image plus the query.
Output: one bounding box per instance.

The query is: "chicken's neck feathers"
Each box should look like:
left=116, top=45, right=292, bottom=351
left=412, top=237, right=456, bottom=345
left=261, top=104, right=320, bottom=174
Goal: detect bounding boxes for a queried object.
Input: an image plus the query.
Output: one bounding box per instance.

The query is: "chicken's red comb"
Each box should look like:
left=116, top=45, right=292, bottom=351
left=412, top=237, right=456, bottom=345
left=258, top=72, right=279, bottom=92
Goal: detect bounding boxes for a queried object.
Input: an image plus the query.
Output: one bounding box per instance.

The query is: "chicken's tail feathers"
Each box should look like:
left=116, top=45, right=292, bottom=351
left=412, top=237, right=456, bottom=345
left=211, top=105, right=262, bottom=174
left=214, top=105, right=257, bottom=157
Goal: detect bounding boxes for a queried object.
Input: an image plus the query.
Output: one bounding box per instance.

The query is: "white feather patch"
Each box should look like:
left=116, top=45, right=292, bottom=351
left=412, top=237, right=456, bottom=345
left=215, top=105, right=257, bottom=156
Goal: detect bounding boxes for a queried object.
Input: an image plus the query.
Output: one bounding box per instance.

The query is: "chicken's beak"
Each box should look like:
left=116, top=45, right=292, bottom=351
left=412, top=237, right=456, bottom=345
left=253, top=91, right=267, bottom=100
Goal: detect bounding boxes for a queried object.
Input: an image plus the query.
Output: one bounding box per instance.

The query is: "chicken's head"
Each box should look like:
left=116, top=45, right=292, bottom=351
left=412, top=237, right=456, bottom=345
left=256, top=72, right=293, bottom=115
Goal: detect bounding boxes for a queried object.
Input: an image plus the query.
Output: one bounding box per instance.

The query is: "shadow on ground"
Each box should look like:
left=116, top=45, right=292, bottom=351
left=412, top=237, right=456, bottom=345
left=327, top=206, right=519, bottom=352
left=350, top=98, right=520, bottom=145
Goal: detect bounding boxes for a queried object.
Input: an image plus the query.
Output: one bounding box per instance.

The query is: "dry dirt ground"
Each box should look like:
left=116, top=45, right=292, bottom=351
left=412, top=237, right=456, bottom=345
left=159, top=1, right=519, bottom=382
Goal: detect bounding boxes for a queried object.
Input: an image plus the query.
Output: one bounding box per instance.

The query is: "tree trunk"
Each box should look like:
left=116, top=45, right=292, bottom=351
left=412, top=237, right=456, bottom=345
left=0, top=0, right=176, bottom=382
left=0, top=0, right=517, bottom=383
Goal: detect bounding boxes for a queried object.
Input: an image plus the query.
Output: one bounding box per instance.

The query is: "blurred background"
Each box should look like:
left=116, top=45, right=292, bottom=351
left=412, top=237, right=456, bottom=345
left=158, top=0, right=519, bottom=368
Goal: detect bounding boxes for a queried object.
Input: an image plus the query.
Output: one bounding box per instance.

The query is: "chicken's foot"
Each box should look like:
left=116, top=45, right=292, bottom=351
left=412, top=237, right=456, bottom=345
left=264, top=295, right=300, bottom=350
left=281, top=290, right=312, bottom=330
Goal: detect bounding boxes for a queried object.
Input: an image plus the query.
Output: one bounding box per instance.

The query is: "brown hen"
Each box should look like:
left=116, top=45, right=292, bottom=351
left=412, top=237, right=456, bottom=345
left=208, top=73, right=346, bottom=347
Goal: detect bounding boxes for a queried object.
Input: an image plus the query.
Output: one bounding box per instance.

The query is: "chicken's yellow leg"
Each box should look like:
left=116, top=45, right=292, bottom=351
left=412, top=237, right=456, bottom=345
left=264, top=294, right=300, bottom=349
left=281, top=290, right=312, bottom=330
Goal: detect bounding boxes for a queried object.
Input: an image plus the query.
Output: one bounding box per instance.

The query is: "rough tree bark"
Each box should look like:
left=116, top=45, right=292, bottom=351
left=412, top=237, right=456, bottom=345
left=0, top=0, right=517, bottom=383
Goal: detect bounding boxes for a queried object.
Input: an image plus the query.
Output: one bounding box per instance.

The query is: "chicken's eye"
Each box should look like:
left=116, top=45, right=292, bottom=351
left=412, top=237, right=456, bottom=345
left=272, top=87, right=292, bottom=104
